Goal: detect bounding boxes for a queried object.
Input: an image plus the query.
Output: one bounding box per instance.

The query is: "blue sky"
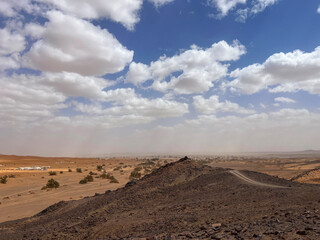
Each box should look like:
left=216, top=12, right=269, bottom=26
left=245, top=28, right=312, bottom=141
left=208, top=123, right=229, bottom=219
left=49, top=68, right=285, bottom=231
left=1, top=0, right=320, bottom=156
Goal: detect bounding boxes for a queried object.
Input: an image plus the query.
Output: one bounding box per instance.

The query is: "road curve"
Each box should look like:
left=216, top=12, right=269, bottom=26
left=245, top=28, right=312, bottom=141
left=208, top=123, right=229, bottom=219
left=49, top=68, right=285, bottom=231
left=229, top=170, right=288, bottom=188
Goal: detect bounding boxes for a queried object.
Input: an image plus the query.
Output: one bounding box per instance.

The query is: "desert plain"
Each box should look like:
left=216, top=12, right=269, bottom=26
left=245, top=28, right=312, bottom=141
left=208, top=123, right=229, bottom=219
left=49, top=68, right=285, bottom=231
left=0, top=154, right=176, bottom=223
left=1, top=152, right=320, bottom=224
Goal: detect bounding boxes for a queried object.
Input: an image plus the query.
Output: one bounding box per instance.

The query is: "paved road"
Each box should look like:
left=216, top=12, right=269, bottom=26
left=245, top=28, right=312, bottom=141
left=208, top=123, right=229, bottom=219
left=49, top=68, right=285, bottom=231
left=229, top=170, right=288, bottom=188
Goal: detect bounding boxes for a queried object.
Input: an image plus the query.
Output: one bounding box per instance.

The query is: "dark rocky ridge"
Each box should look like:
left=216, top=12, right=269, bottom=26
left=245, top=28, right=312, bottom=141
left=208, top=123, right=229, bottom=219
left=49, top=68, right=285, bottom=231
left=0, top=157, right=320, bottom=239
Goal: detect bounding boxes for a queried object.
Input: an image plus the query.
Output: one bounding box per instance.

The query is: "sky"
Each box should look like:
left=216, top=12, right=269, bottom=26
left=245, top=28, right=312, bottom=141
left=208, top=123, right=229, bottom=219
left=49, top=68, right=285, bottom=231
left=0, top=0, right=320, bottom=156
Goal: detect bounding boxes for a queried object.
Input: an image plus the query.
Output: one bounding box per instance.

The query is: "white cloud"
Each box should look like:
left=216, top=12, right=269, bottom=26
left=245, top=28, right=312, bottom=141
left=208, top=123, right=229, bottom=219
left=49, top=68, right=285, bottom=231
left=274, top=97, right=295, bottom=104
left=235, top=0, right=279, bottom=22
left=127, top=40, right=246, bottom=94
left=125, top=62, right=151, bottom=85
left=208, top=0, right=247, bottom=17
left=75, top=88, right=189, bottom=119
left=0, top=28, right=25, bottom=55
left=24, top=11, right=133, bottom=76
left=228, top=46, right=320, bottom=95
left=193, top=95, right=255, bottom=114
left=236, top=8, right=248, bottom=22
left=0, top=54, right=20, bottom=71
left=149, top=0, right=175, bottom=7
left=76, top=96, right=188, bottom=120
left=251, top=0, right=278, bottom=15
left=0, top=74, right=66, bottom=124
left=0, top=0, right=42, bottom=17
left=39, top=72, right=114, bottom=99
left=318, top=6, right=320, bottom=14
left=36, top=0, right=143, bottom=30
left=24, top=23, right=46, bottom=39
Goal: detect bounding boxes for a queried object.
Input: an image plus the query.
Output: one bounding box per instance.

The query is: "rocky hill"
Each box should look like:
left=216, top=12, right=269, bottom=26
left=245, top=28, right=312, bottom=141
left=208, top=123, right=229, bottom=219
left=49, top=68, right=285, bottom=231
left=1, top=157, right=320, bottom=239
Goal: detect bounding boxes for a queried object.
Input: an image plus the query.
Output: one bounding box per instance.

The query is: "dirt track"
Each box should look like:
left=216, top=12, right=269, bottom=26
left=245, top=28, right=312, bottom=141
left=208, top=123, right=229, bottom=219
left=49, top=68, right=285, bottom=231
left=229, top=170, right=289, bottom=188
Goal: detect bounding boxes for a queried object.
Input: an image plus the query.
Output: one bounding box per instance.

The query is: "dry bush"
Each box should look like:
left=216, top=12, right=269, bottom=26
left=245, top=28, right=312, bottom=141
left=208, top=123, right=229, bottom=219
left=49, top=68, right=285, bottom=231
left=42, top=179, right=60, bottom=190
left=0, top=176, right=7, bottom=184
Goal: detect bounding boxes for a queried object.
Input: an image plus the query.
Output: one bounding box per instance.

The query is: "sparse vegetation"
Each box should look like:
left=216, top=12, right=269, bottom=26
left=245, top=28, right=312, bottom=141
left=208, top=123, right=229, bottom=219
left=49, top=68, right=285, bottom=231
left=100, top=173, right=119, bottom=183
left=134, top=166, right=142, bottom=172
left=68, top=169, right=72, bottom=172
left=97, top=165, right=103, bottom=171
left=113, top=166, right=122, bottom=171
left=79, top=175, right=94, bottom=184
left=8, top=174, right=15, bottom=178
left=89, top=171, right=98, bottom=175
left=130, top=170, right=141, bottom=180
left=76, top=168, right=82, bottom=173
left=49, top=171, right=56, bottom=176
left=100, top=172, right=112, bottom=179
left=42, top=179, right=59, bottom=190
left=60, top=171, right=63, bottom=174
left=0, top=176, right=7, bottom=184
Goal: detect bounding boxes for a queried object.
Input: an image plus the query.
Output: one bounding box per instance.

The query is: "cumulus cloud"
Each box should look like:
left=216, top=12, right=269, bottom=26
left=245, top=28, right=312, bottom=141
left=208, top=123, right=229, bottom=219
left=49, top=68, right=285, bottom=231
left=0, top=0, right=43, bottom=17
left=0, top=74, right=66, bottom=124
left=24, top=23, right=46, bottom=39
left=36, top=0, right=143, bottom=30
left=75, top=88, right=189, bottom=119
left=0, top=28, right=25, bottom=55
left=318, top=6, right=320, bottom=14
left=228, top=46, right=320, bottom=95
left=39, top=72, right=114, bottom=99
left=274, top=97, right=295, bottom=104
left=208, top=0, right=247, bottom=17
left=24, top=11, right=133, bottom=76
left=0, top=55, right=20, bottom=71
left=126, top=40, right=246, bottom=94
left=193, top=95, right=255, bottom=114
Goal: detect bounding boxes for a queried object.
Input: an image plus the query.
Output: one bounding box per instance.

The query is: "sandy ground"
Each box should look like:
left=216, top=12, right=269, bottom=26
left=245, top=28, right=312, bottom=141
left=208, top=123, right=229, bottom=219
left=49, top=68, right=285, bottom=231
left=0, top=155, right=175, bottom=223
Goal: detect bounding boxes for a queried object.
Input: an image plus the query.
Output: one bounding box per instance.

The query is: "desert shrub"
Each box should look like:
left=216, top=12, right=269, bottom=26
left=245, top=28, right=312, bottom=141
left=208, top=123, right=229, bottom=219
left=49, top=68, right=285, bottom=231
left=79, top=179, right=87, bottom=184
left=42, top=179, right=59, bottom=190
left=79, top=175, right=93, bottom=184
left=109, top=176, right=119, bottom=183
left=102, top=164, right=105, bottom=167
left=8, top=174, right=15, bottom=178
left=76, top=168, right=82, bottom=173
left=0, top=176, right=7, bottom=184
left=113, top=166, right=121, bottom=171
left=97, top=165, right=103, bottom=171
left=60, top=171, right=63, bottom=174
left=89, top=171, right=98, bottom=175
left=119, top=162, right=124, bottom=165
left=86, top=175, right=94, bottom=182
left=164, top=160, right=168, bottom=164
left=68, top=168, right=72, bottom=172
left=134, top=166, right=142, bottom=172
left=100, top=172, right=112, bottom=179
left=129, top=170, right=141, bottom=180
left=49, top=171, right=56, bottom=176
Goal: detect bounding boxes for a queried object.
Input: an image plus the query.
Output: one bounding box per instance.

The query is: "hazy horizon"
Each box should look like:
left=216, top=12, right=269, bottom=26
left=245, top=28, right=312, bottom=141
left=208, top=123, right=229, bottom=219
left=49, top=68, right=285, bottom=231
left=1, top=0, right=320, bottom=156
